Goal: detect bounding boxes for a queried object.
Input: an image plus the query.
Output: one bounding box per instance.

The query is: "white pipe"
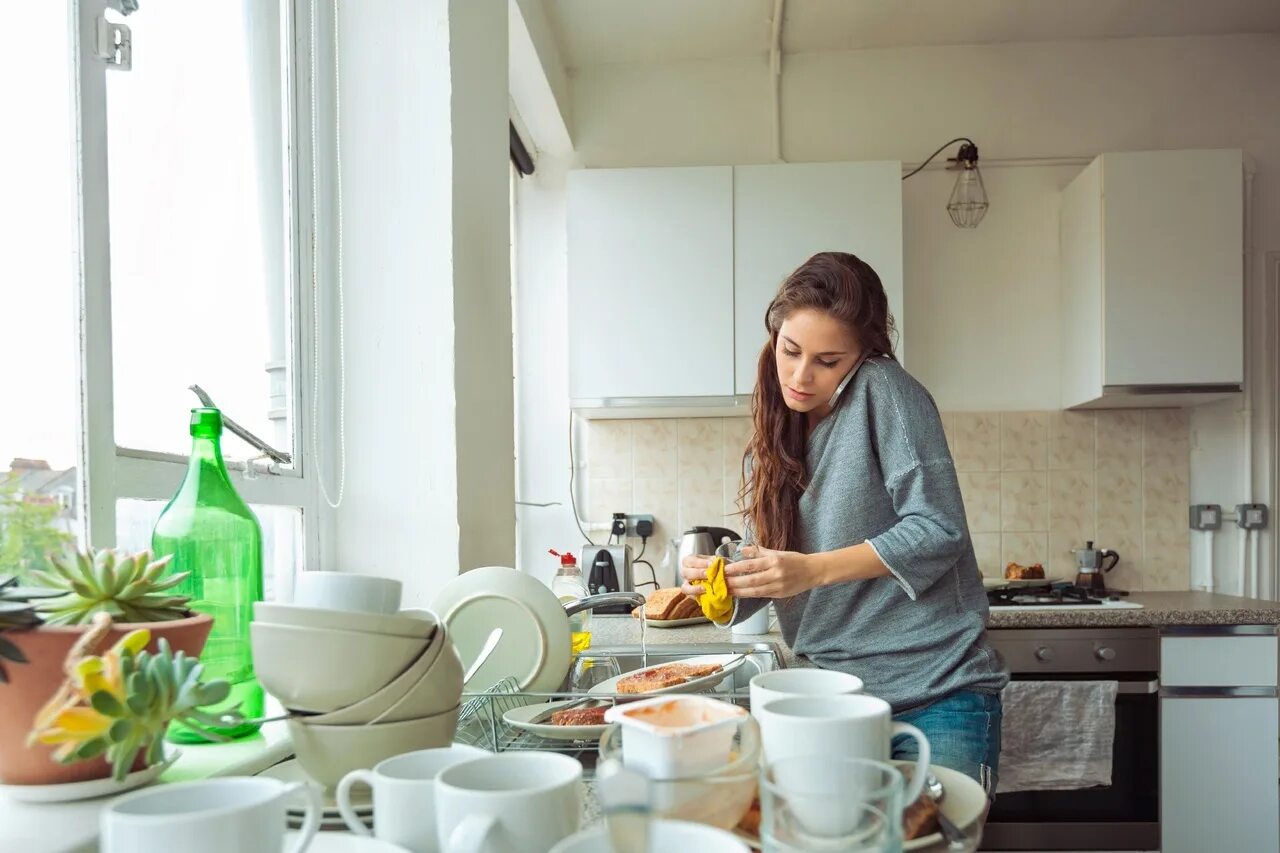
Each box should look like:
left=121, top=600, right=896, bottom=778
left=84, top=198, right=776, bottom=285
left=1238, top=527, right=1250, bottom=597
left=1198, top=529, right=1215, bottom=593
left=1251, top=530, right=1261, bottom=599
left=1240, top=166, right=1257, bottom=597
left=769, top=0, right=785, bottom=163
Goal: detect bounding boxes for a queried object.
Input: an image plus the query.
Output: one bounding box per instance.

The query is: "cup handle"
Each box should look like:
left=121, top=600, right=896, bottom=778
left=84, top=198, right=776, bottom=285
left=284, top=781, right=324, bottom=853
left=448, top=814, right=499, bottom=853
left=335, top=769, right=376, bottom=836
left=891, top=721, right=932, bottom=805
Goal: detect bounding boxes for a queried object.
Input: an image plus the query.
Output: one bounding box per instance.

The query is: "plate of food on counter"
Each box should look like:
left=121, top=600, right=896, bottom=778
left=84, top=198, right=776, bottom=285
left=587, top=653, right=749, bottom=697
left=631, top=587, right=711, bottom=627
left=981, top=561, right=1063, bottom=589
left=503, top=697, right=614, bottom=741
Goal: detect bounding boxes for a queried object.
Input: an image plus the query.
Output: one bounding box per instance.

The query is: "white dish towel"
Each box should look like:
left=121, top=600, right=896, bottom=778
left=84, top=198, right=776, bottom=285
left=997, top=680, right=1118, bottom=794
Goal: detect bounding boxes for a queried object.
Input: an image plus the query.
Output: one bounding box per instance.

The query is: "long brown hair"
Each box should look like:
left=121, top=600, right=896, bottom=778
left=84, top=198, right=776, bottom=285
left=741, top=252, right=897, bottom=551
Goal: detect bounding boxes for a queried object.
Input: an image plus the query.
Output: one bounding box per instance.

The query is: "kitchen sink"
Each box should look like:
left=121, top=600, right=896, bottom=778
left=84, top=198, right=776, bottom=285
left=558, top=641, right=789, bottom=700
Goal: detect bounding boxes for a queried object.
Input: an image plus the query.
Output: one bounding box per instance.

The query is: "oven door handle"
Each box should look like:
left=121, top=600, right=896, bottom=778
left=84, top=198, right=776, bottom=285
left=1116, top=679, right=1159, bottom=694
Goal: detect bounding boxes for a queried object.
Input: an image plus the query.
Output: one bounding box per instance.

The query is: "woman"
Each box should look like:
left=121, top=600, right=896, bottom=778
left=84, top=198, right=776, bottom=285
left=682, top=251, right=1007, bottom=793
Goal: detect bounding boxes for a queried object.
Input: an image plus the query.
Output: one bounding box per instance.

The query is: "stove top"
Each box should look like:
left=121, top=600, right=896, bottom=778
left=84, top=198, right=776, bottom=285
left=987, top=583, right=1144, bottom=610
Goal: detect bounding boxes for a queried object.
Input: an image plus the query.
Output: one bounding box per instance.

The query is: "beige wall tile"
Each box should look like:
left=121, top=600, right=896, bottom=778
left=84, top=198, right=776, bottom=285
left=1097, top=469, right=1143, bottom=533
left=723, top=478, right=747, bottom=535
left=678, top=476, right=725, bottom=533
left=588, top=420, right=633, bottom=479
left=1049, top=411, right=1095, bottom=470
left=1143, top=467, right=1190, bottom=530
left=1049, top=469, right=1096, bottom=536
left=677, top=418, right=723, bottom=480
left=632, top=420, right=677, bottom=480
left=722, top=417, right=754, bottom=480
left=1144, top=528, right=1190, bottom=590
left=971, top=533, right=1003, bottom=578
left=958, top=473, right=1001, bottom=533
left=1001, top=472, right=1049, bottom=532
left=1095, top=411, right=1143, bottom=472
left=940, top=412, right=956, bottom=454
left=589, top=478, right=633, bottom=521
left=1144, top=410, right=1191, bottom=470
left=1002, top=532, right=1048, bottom=569
left=633, top=478, right=678, bottom=538
left=1094, top=528, right=1145, bottom=592
left=951, top=413, right=1001, bottom=472
left=1001, top=412, right=1049, bottom=471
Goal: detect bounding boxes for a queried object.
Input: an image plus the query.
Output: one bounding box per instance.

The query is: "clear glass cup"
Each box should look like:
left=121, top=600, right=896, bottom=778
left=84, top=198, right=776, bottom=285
left=569, top=654, right=622, bottom=693
left=715, top=539, right=748, bottom=563
left=761, top=756, right=905, bottom=852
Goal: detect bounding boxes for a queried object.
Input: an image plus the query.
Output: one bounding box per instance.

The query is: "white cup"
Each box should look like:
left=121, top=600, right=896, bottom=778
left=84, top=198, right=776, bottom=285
left=435, top=752, right=583, bottom=853
left=335, top=745, right=487, bottom=853
left=293, top=571, right=402, bottom=615
left=550, top=818, right=751, bottom=852
left=731, top=604, right=772, bottom=635
left=756, top=694, right=931, bottom=806
left=749, top=668, right=864, bottom=717
left=101, top=777, right=321, bottom=853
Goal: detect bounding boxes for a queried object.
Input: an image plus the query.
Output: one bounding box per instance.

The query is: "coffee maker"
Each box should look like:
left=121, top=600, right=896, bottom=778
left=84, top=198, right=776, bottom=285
left=1074, top=541, right=1121, bottom=593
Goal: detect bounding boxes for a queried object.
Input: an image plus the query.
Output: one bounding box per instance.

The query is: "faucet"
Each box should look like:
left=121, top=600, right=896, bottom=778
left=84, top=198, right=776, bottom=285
left=563, top=591, right=647, bottom=618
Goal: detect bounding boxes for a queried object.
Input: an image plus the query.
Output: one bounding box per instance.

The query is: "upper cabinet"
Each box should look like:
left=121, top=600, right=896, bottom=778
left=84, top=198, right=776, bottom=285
left=733, top=162, right=904, bottom=395
left=568, top=167, right=734, bottom=401
left=1060, top=149, right=1244, bottom=409
left=568, top=162, right=904, bottom=406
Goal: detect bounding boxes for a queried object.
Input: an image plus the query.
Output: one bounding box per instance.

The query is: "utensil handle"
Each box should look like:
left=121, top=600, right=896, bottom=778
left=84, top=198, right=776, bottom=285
left=891, top=722, right=931, bottom=805
left=448, top=814, right=499, bottom=853
left=1100, top=550, right=1120, bottom=572
left=284, top=781, right=324, bottom=853
left=335, top=770, right=376, bottom=837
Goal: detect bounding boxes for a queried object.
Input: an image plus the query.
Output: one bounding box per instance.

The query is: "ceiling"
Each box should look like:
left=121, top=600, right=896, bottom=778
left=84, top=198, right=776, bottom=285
left=543, top=0, right=1280, bottom=69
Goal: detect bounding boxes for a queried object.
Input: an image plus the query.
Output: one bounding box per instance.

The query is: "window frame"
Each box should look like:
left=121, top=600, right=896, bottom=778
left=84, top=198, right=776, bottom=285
left=70, top=0, right=322, bottom=564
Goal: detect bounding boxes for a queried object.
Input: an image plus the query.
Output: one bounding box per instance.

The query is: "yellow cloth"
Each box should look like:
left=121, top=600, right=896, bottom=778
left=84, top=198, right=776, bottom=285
left=698, top=556, right=734, bottom=622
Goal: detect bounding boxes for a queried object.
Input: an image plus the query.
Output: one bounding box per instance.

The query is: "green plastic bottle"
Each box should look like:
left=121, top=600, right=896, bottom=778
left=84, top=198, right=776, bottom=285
left=152, top=407, right=264, bottom=742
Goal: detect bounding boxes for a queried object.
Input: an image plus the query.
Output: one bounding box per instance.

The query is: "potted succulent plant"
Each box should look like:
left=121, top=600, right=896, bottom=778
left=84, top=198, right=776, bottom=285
left=0, top=547, right=218, bottom=786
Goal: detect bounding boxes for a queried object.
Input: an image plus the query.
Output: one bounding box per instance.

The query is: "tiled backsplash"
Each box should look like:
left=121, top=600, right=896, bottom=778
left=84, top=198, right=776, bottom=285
left=587, top=409, right=1190, bottom=591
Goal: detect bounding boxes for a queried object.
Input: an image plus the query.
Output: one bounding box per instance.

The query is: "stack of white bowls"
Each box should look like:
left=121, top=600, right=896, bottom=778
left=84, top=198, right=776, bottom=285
left=250, top=572, right=464, bottom=789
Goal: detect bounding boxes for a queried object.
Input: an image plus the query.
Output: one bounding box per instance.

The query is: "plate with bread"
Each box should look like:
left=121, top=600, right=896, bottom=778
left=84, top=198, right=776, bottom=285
left=632, top=587, right=711, bottom=627
left=503, top=698, right=612, bottom=741
left=587, top=653, right=749, bottom=697
left=982, top=561, right=1063, bottom=589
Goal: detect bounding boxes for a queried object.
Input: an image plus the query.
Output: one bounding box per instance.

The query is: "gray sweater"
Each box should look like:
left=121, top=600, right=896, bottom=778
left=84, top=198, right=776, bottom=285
left=732, top=357, right=1008, bottom=710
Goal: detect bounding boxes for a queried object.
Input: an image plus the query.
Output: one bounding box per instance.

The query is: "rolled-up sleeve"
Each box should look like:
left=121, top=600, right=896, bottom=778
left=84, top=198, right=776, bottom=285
left=868, top=461, right=968, bottom=599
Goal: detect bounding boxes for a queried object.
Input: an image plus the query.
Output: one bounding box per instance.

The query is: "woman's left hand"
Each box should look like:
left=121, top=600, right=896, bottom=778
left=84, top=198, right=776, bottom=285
left=724, top=545, right=821, bottom=599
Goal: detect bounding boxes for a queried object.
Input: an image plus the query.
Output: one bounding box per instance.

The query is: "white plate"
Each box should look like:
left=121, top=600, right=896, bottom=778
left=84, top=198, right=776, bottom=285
left=645, top=616, right=711, bottom=628
left=283, top=831, right=409, bottom=852
left=0, top=759, right=170, bottom=803
left=258, top=759, right=372, bottom=816
left=733, top=761, right=985, bottom=851
left=982, top=576, right=1063, bottom=589
left=503, top=700, right=612, bottom=741
left=588, top=654, right=749, bottom=696
left=433, top=566, right=572, bottom=693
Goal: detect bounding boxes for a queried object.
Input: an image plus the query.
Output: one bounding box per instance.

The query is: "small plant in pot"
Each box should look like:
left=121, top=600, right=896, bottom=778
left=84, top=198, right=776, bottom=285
left=0, top=548, right=222, bottom=786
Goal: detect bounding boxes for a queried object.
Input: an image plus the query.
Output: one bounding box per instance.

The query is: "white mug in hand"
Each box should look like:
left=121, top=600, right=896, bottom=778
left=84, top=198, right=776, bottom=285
left=101, top=777, right=321, bottom=853
left=435, top=752, right=583, bottom=853
left=336, top=745, right=488, bottom=853
left=756, top=693, right=931, bottom=806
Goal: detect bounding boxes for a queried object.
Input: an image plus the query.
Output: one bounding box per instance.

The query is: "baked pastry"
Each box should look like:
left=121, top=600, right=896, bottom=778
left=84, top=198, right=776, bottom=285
left=902, top=791, right=941, bottom=840
left=617, top=671, right=687, bottom=694
left=1005, top=561, right=1045, bottom=580
left=550, top=705, right=609, bottom=726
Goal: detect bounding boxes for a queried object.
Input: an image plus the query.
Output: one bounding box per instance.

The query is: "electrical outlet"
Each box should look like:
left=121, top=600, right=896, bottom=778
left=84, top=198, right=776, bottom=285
left=625, top=514, right=655, bottom=538
left=1236, top=503, right=1269, bottom=530
left=1189, top=504, right=1222, bottom=531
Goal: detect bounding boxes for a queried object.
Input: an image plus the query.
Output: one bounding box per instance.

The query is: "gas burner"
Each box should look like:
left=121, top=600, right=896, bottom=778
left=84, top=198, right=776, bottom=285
left=987, top=583, right=1116, bottom=607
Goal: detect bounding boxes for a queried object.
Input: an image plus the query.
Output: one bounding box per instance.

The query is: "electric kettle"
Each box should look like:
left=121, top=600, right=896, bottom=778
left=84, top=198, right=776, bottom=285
left=675, top=526, right=741, bottom=587
left=1074, top=540, right=1120, bottom=593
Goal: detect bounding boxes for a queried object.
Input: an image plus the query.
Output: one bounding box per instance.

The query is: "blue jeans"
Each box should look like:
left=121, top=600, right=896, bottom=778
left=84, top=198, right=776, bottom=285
left=892, top=691, right=1002, bottom=797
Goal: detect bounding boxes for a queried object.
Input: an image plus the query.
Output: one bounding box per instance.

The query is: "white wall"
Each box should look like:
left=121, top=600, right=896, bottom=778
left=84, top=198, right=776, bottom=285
left=516, top=33, right=1280, bottom=593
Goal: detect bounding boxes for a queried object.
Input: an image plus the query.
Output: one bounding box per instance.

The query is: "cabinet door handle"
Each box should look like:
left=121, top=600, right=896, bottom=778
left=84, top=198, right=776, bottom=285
left=1160, top=686, right=1279, bottom=698
left=1116, top=679, right=1159, bottom=694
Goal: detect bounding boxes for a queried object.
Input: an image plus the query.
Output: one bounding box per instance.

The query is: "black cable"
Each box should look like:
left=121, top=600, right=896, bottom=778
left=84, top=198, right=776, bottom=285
left=901, top=137, right=975, bottom=181
left=634, top=558, right=659, bottom=589
left=567, top=412, right=594, bottom=546
left=635, top=536, right=647, bottom=561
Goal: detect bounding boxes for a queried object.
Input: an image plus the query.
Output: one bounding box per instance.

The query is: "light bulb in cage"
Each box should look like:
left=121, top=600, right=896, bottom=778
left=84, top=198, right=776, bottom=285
left=946, top=142, right=988, bottom=229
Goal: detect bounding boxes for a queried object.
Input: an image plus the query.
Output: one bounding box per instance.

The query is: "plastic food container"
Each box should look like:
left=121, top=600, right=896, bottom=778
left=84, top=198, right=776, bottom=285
left=604, top=696, right=747, bottom=780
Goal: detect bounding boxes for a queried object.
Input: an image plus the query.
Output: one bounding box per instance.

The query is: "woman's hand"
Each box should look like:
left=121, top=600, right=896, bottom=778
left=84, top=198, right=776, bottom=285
left=680, top=554, right=712, bottom=597
left=723, top=545, right=821, bottom=599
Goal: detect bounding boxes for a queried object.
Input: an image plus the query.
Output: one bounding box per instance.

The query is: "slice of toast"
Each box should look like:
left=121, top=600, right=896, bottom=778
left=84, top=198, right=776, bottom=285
left=616, top=670, right=687, bottom=694
left=643, top=588, right=685, bottom=620
left=655, top=662, right=723, bottom=679
left=667, top=595, right=702, bottom=620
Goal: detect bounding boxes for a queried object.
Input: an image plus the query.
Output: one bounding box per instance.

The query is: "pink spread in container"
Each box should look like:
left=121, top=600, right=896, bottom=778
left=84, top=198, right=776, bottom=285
left=605, top=696, right=746, bottom=779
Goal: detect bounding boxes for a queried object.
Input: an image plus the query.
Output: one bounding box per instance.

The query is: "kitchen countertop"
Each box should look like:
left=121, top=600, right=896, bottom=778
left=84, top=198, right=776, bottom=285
left=986, top=590, right=1280, bottom=629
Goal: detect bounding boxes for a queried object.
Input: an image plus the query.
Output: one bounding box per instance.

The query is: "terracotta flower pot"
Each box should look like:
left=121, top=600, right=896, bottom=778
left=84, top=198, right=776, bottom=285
left=0, top=612, right=213, bottom=786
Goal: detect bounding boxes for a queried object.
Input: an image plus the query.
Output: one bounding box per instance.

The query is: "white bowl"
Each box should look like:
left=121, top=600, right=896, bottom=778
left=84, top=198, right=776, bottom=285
left=254, top=602, right=436, bottom=640
left=293, top=571, right=402, bottom=615
left=287, top=706, right=463, bottom=789
left=251, top=622, right=428, bottom=713
left=306, top=630, right=463, bottom=725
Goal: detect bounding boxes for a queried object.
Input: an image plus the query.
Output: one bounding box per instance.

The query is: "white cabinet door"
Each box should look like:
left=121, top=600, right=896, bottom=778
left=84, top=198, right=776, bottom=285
left=732, top=162, right=904, bottom=395
left=1161, top=696, right=1280, bottom=853
left=567, top=167, right=734, bottom=400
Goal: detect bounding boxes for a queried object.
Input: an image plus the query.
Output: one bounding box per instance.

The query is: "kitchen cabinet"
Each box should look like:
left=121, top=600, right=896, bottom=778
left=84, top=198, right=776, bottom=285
left=732, top=162, right=903, bottom=394
left=1159, top=630, right=1279, bottom=853
left=1059, top=149, right=1244, bottom=409
left=567, top=166, right=734, bottom=401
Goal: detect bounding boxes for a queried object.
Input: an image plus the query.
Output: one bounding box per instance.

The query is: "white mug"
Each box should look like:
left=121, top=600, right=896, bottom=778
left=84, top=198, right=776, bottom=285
left=756, top=694, right=931, bottom=805
left=731, top=604, right=772, bottom=635
left=435, top=752, right=583, bottom=853
left=102, top=777, right=321, bottom=853
left=749, top=668, right=864, bottom=717
left=293, top=571, right=402, bottom=615
left=550, top=818, right=750, bottom=852
left=336, top=745, right=487, bottom=853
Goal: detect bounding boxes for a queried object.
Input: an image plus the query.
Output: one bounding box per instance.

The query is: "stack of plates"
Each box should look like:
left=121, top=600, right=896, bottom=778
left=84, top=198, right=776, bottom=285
left=258, top=759, right=372, bottom=831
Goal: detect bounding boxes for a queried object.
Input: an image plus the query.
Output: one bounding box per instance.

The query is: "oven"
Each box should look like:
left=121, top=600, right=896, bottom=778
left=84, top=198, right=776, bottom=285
left=983, top=628, right=1160, bottom=851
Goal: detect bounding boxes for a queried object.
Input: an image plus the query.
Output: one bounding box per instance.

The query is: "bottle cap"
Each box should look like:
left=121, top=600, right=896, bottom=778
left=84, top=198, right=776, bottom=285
left=190, top=407, right=223, bottom=438
left=549, top=548, right=577, bottom=568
